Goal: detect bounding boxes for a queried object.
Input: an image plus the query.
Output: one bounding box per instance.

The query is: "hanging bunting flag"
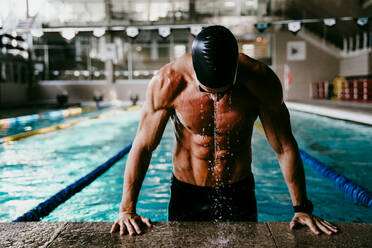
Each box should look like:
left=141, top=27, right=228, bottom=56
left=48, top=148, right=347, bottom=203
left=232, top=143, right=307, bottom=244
left=93, top=28, right=105, bottom=37
left=288, top=21, right=301, bottom=34
left=190, top=26, right=202, bottom=36
left=255, top=23, right=270, bottom=33
left=323, top=18, right=336, bottom=27
left=126, top=27, right=139, bottom=38
left=61, top=29, right=77, bottom=41
left=356, top=17, right=369, bottom=27
left=158, top=27, right=171, bottom=38
left=31, top=29, right=44, bottom=38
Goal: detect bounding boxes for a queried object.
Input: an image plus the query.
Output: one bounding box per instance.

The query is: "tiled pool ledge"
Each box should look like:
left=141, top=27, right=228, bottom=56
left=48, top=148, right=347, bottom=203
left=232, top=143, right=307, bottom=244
left=1, top=222, right=371, bottom=247
left=286, top=101, right=372, bottom=126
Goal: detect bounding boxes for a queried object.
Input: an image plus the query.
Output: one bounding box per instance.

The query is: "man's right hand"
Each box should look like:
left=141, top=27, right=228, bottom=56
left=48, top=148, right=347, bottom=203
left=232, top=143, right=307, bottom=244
left=110, top=212, right=152, bottom=236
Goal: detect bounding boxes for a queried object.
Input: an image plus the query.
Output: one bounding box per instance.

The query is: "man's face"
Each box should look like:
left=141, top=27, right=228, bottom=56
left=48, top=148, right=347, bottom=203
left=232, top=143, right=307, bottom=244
left=198, top=81, right=234, bottom=101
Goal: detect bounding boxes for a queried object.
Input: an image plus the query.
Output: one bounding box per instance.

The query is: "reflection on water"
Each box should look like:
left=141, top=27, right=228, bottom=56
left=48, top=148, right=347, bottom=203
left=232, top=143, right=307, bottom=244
left=1, top=109, right=371, bottom=222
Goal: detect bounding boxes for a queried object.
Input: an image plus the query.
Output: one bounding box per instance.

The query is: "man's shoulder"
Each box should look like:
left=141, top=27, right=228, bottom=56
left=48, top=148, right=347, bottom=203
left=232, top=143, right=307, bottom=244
left=147, top=55, right=191, bottom=109
left=238, top=53, right=267, bottom=74
left=155, top=53, right=192, bottom=85
left=237, top=53, right=283, bottom=108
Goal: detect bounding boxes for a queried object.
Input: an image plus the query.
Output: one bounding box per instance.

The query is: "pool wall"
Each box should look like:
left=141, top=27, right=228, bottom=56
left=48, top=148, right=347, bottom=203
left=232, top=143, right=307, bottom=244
left=36, top=80, right=149, bottom=103
left=1, top=222, right=371, bottom=247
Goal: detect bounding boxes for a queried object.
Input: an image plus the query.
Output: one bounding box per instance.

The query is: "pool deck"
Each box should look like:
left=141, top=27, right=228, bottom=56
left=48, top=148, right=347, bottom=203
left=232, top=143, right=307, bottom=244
left=286, top=99, right=372, bottom=126
left=1, top=222, right=371, bottom=247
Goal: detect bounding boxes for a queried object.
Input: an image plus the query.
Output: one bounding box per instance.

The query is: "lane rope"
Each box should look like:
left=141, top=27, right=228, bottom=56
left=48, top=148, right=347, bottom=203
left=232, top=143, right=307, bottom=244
left=0, top=105, right=141, bottom=144
left=254, top=121, right=372, bottom=208
left=13, top=143, right=132, bottom=222
left=0, top=106, right=97, bottom=129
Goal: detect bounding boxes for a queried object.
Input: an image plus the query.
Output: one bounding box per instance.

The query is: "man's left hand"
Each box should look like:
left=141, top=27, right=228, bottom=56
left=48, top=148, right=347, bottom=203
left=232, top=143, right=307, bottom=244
left=290, top=212, right=338, bottom=235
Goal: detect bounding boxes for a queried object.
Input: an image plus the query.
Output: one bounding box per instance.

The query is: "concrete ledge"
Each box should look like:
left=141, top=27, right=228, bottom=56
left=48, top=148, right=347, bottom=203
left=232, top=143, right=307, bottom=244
left=286, top=101, right=372, bottom=126
left=0, top=222, right=371, bottom=247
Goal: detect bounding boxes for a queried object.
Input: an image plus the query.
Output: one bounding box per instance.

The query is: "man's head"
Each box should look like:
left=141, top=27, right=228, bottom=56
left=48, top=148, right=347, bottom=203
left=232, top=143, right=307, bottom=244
left=192, top=25, right=238, bottom=93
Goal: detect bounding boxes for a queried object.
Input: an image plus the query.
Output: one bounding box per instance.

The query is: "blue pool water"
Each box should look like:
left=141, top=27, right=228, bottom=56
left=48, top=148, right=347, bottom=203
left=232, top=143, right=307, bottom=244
left=0, top=108, right=371, bottom=222
left=0, top=107, right=108, bottom=138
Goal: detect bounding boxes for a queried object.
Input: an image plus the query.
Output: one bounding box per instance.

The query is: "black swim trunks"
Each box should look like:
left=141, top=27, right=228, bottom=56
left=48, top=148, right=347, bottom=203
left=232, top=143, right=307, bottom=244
left=168, top=174, right=257, bottom=221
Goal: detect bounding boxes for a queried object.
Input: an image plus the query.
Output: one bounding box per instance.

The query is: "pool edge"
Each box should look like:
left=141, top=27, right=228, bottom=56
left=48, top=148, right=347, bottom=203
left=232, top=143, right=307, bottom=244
left=0, top=222, right=371, bottom=247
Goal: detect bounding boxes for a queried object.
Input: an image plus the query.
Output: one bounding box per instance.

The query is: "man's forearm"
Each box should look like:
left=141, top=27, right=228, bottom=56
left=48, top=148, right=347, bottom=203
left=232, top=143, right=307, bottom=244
left=120, top=146, right=152, bottom=213
left=277, top=147, right=308, bottom=206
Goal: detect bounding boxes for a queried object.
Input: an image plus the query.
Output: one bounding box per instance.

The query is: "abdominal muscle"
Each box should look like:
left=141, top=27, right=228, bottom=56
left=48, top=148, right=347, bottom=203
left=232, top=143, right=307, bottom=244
left=170, top=81, right=258, bottom=187
left=171, top=119, right=254, bottom=187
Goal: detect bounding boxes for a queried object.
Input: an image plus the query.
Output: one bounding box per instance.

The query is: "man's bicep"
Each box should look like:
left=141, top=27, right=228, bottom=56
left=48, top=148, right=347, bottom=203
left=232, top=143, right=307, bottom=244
left=134, top=75, right=172, bottom=152
left=259, top=103, right=294, bottom=154
left=241, top=55, right=283, bottom=106
left=135, top=106, right=171, bottom=152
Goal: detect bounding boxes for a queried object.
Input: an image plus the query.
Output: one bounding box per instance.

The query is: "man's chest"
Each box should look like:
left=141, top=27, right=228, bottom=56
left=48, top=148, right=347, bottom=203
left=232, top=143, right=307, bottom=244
left=172, top=90, right=259, bottom=136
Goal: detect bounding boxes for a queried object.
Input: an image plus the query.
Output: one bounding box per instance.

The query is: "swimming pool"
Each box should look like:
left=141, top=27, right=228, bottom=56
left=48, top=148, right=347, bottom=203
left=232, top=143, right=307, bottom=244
left=0, top=107, right=108, bottom=138
left=0, top=108, right=371, bottom=222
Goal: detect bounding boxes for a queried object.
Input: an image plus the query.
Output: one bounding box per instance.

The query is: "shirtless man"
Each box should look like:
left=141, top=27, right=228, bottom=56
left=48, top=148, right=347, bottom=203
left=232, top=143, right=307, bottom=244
left=110, top=25, right=338, bottom=236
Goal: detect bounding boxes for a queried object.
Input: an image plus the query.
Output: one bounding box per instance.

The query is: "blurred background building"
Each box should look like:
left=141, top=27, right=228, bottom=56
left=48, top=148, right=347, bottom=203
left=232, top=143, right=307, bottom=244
left=0, top=0, right=371, bottom=105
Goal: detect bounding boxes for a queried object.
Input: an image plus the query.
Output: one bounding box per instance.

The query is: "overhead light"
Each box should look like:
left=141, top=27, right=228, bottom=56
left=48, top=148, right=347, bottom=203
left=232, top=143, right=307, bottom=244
left=73, top=71, right=80, bottom=77
left=11, top=39, right=17, bottom=47
left=93, top=28, right=105, bottom=37
left=126, top=27, right=139, bottom=38
left=158, top=27, right=171, bottom=38
left=1, top=36, right=10, bottom=45
left=175, top=11, right=182, bottom=19
left=61, top=29, right=77, bottom=41
left=21, top=51, right=29, bottom=59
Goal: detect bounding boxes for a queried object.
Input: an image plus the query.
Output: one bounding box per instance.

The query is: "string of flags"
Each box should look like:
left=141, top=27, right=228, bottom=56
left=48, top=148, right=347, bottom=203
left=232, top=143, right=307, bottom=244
left=59, top=16, right=370, bottom=40
left=0, top=16, right=370, bottom=43
left=41, top=24, right=207, bottom=41
left=255, top=16, right=370, bottom=35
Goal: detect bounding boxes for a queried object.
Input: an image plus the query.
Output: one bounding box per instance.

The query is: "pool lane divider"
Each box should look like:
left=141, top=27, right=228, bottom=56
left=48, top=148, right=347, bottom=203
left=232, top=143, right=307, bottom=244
left=0, top=106, right=98, bottom=129
left=254, top=121, right=372, bottom=208
left=0, top=105, right=141, bottom=144
left=13, top=143, right=132, bottom=222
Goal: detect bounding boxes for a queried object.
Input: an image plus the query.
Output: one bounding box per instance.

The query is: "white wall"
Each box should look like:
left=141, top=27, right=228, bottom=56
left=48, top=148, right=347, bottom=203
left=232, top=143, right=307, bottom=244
left=36, top=80, right=149, bottom=103
left=340, top=53, right=370, bottom=77
left=273, top=30, right=340, bottom=100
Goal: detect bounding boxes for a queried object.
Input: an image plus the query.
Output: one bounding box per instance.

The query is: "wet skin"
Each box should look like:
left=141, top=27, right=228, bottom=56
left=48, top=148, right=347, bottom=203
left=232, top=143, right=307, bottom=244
left=171, top=74, right=257, bottom=186
left=111, top=53, right=338, bottom=236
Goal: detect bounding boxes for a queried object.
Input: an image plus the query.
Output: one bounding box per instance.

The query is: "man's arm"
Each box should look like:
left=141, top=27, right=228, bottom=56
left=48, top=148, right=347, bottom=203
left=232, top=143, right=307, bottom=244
left=245, top=58, right=338, bottom=235
left=111, top=69, right=174, bottom=236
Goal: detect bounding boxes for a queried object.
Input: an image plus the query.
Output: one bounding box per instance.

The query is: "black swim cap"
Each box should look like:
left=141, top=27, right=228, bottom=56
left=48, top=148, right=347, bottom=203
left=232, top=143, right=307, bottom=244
left=192, top=25, right=238, bottom=89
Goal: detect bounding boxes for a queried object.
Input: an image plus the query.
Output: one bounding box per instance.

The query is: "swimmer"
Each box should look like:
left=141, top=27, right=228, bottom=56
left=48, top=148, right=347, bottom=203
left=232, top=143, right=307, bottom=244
left=110, top=25, right=338, bottom=236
